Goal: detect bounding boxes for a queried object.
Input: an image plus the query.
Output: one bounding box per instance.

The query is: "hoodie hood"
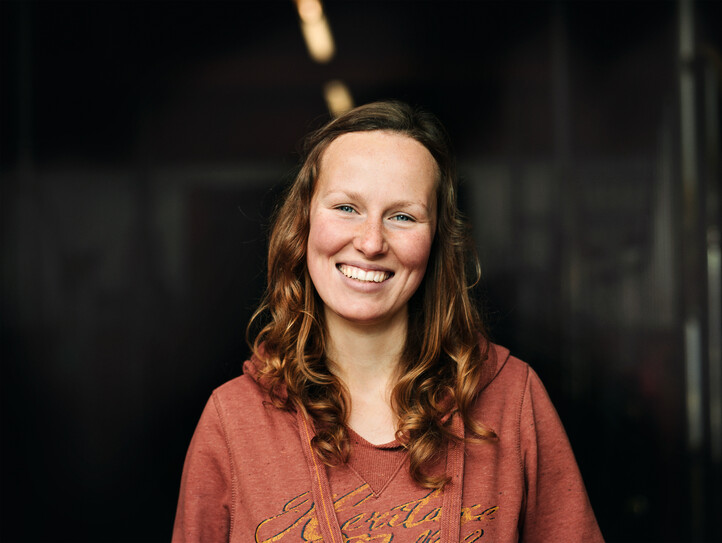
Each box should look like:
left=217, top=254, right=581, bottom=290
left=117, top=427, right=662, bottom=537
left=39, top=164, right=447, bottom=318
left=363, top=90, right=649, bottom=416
left=479, top=342, right=512, bottom=392
left=243, top=350, right=289, bottom=403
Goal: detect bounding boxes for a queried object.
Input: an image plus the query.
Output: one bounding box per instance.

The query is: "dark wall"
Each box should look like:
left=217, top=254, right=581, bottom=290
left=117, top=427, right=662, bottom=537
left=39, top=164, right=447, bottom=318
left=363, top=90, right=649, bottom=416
left=2, top=2, right=721, bottom=542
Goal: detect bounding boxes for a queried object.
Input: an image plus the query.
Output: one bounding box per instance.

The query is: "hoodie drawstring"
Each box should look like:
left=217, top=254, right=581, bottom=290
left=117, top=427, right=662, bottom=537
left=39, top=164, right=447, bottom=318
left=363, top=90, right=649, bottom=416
left=297, top=409, right=345, bottom=543
left=440, top=412, right=466, bottom=542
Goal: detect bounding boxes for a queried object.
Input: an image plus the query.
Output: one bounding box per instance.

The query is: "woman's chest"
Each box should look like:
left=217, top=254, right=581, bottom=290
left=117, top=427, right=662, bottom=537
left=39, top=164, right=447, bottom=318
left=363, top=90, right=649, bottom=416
left=229, top=435, right=524, bottom=543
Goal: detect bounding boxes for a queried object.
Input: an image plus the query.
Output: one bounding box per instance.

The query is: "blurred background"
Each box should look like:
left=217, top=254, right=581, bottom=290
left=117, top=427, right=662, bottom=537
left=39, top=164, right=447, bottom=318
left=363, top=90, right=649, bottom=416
left=1, top=1, right=721, bottom=541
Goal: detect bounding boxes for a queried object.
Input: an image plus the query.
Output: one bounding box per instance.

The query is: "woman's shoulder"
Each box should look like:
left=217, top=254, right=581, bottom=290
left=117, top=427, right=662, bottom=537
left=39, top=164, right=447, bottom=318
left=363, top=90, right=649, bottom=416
left=212, top=372, right=260, bottom=400
left=479, top=341, right=533, bottom=393
left=476, top=341, right=562, bottom=421
left=209, top=358, right=275, bottom=413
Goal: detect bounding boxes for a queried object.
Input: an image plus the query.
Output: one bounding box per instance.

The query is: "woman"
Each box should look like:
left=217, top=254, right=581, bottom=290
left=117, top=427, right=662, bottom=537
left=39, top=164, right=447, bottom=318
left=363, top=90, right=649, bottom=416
left=172, top=101, right=604, bottom=542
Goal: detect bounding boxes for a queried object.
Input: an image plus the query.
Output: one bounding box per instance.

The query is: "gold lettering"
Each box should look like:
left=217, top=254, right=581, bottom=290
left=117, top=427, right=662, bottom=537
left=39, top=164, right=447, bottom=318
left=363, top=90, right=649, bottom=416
left=396, top=489, right=442, bottom=528
left=461, top=504, right=498, bottom=524
left=346, top=534, right=393, bottom=542
left=341, top=513, right=366, bottom=532
left=411, top=528, right=441, bottom=543
left=334, top=485, right=374, bottom=513
left=300, top=514, right=322, bottom=541
left=255, top=492, right=314, bottom=542
left=256, top=484, right=498, bottom=542
left=418, top=507, right=441, bottom=524
left=367, top=511, right=392, bottom=530
left=401, top=490, right=442, bottom=528
left=462, top=529, right=485, bottom=542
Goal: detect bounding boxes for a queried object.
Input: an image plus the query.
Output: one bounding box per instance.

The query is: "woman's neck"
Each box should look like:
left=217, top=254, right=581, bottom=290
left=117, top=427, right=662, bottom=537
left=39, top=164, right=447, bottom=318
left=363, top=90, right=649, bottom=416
left=323, top=309, right=406, bottom=444
left=324, top=308, right=407, bottom=392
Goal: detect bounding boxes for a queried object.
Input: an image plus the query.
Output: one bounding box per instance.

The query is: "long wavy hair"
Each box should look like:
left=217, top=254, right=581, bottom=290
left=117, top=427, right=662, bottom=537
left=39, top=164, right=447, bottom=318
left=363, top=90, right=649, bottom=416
left=248, top=100, right=496, bottom=489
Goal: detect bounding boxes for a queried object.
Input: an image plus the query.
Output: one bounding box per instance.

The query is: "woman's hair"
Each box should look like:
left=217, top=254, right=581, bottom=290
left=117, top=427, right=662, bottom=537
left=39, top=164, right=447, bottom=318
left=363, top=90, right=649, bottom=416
left=248, top=100, right=495, bottom=489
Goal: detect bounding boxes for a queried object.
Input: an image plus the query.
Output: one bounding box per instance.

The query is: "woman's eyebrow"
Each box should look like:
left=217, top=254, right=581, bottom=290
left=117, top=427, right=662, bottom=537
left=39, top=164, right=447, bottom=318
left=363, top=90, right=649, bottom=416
left=322, top=190, right=361, bottom=200
left=324, top=191, right=430, bottom=212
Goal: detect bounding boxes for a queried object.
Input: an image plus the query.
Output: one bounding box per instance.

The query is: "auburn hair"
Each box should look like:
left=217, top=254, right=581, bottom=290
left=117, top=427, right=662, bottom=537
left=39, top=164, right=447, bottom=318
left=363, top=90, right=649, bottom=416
left=248, top=100, right=496, bottom=489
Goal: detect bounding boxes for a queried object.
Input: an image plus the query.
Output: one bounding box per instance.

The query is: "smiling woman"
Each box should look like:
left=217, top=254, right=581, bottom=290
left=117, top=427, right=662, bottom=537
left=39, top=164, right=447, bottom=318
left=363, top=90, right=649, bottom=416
left=307, top=131, right=437, bottom=331
left=307, top=131, right=438, bottom=445
left=172, top=101, right=605, bottom=542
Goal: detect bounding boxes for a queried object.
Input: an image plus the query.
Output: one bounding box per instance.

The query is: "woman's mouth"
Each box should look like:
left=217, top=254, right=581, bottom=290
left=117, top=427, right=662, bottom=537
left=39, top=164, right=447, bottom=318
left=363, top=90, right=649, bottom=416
left=337, top=264, right=392, bottom=283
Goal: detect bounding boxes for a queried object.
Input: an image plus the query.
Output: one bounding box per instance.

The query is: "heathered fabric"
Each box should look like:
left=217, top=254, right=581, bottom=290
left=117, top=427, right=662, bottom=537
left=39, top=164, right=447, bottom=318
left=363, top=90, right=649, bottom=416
left=172, top=343, right=604, bottom=542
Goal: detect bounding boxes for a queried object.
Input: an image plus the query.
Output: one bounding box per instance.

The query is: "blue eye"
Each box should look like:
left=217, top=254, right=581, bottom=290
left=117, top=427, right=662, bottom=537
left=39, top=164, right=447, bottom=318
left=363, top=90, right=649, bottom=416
left=336, top=205, right=355, bottom=213
left=391, top=214, right=414, bottom=222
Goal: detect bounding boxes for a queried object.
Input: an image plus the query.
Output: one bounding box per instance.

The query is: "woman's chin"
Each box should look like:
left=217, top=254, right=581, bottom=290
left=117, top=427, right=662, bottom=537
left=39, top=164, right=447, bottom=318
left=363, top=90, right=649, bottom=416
left=325, top=305, right=408, bottom=330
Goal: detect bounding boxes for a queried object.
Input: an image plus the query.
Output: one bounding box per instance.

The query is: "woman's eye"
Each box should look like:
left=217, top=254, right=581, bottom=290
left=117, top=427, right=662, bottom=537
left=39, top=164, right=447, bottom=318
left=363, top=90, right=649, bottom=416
left=391, top=214, right=414, bottom=222
left=336, top=205, right=356, bottom=213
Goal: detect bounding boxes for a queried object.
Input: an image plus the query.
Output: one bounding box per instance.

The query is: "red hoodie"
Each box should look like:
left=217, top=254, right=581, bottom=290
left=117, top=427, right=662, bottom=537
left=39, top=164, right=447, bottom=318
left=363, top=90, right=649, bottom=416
left=172, top=343, right=604, bottom=542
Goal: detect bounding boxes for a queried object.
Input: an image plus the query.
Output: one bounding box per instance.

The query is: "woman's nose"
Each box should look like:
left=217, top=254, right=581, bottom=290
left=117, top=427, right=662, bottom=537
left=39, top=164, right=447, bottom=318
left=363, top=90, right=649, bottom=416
left=353, top=218, right=388, bottom=256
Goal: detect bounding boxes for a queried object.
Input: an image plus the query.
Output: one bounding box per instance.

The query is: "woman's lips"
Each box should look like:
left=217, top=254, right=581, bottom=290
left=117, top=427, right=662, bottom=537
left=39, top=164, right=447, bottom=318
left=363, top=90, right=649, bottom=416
left=337, top=264, right=392, bottom=283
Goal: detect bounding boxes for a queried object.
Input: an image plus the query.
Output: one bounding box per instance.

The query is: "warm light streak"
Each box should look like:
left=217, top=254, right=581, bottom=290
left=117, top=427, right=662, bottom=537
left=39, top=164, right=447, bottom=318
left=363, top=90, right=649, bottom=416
left=297, top=0, right=322, bottom=23
left=323, top=80, right=354, bottom=117
left=295, top=0, right=335, bottom=63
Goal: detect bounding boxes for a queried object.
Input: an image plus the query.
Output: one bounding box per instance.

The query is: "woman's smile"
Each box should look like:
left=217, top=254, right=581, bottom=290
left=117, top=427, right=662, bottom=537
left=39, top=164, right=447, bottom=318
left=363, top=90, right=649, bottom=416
left=337, top=264, right=393, bottom=283
left=306, top=130, right=438, bottom=328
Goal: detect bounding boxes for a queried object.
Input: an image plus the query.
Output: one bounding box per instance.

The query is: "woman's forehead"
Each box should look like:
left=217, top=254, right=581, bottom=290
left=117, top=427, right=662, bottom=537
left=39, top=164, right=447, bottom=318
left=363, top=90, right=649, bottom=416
left=316, top=130, right=440, bottom=184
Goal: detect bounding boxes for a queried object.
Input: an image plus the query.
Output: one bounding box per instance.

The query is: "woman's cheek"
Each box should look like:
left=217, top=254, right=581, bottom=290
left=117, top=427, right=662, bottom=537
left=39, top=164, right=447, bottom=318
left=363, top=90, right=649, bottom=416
left=397, top=229, right=434, bottom=268
left=309, top=213, right=349, bottom=256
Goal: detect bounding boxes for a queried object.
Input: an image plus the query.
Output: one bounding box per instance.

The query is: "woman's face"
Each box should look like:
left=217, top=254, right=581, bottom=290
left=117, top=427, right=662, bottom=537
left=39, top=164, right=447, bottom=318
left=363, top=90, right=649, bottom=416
left=307, top=130, right=438, bottom=329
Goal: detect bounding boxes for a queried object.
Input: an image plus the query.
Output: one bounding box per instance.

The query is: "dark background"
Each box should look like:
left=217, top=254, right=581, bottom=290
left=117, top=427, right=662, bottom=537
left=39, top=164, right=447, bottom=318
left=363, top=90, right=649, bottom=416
left=2, top=1, right=721, bottom=541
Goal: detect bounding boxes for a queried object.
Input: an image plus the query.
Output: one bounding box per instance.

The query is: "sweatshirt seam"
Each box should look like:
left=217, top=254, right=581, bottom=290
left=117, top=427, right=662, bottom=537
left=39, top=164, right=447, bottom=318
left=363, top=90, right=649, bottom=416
left=212, top=392, right=238, bottom=540
left=347, top=453, right=407, bottom=497
left=516, top=363, right=530, bottom=478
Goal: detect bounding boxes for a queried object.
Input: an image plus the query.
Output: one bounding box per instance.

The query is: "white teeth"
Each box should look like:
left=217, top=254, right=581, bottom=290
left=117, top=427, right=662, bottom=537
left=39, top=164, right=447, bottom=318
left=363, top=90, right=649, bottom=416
left=338, top=264, right=390, bottom=283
